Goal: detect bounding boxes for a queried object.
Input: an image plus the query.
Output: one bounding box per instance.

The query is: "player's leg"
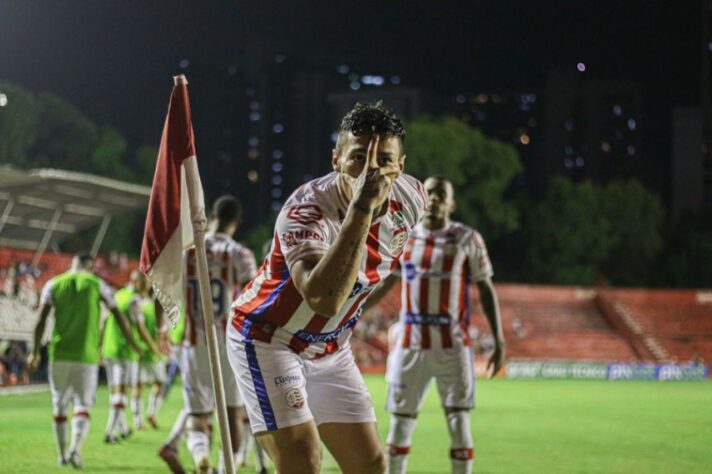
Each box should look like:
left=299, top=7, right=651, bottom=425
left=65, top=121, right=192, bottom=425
left=255, top=422, right=322, bottom=474
left=237, top=412, right=253, bottom=466
left=68, top=362, right=99, bottom=469
left=435, top=347, right=476, bottom=474
left=158, top=407, right=189, bottom=474
left=49, top=361, right=72, bottom=465
left=217, top=339, right=244, bottom=470
left=158, top=347, right=187, bottom=474
left=117, top=361, right=136, bottom=438
left=226, top=337, right=320, bottom=473
left=132, top=365, right=145, bottom=430
left=103, top=359, right=124, bottom=442
left=307, top=348, right=386, bottom=474
left=147, top=362, right=166, bottom=428
left=181, top=344, right=215, bottom=471
left=385, top=348, right=430, bottom=474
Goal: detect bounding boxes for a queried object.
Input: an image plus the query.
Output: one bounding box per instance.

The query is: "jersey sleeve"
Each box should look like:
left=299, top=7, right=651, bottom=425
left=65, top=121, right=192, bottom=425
left=39, top=279, right=55, bottom=306
left=233, top=245, right=258, bottom=286
left=99, top=279, right=118, bottom=309
left=275, top=202, right=330, bottom=273
left=399, top=175, right=429, bottom=227
left=463, top=230, right=494, bottom=282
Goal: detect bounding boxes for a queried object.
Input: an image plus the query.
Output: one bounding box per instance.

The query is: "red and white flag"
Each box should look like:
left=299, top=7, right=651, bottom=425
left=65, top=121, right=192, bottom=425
left=140, top=76, right=204, bottom=325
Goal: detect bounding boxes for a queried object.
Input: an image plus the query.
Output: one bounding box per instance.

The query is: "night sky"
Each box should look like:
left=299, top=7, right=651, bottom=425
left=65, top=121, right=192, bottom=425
left=0, top=0, right=701, bottom=157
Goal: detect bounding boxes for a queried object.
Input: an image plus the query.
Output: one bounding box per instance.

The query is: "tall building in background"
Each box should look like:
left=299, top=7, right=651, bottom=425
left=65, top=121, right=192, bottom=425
left=543, top=69, right=643, bottom=187
left=449, top=89, right=541, bottom=188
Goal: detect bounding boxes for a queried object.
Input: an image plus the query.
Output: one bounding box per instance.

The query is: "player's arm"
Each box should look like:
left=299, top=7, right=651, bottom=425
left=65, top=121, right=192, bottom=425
left=476, top=277, right=505, bottom=377
left=363, top=273, right=399, bottom=311
left=133, top=300, right=161, bottom=355
left=155, top=300, right=171, bottom=355
left=292, top=136, right=392, bottom=316
left=27, top=303, right=51, bottom=371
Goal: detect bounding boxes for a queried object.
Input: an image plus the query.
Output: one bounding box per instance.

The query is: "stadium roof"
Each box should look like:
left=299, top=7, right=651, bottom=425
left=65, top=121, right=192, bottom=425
left=0, top=166, right=150, bottom=259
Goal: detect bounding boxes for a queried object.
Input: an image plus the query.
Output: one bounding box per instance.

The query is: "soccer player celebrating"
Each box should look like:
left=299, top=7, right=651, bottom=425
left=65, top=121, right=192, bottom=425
left=102, top=270, right=160, bottom=440
left=160, top=195, right=257, bottom=474
left=370, top=176, right=505, bottom=474
left=227, top=102, right=428, bottom=474
left=27, top=252, right=144, bottom=469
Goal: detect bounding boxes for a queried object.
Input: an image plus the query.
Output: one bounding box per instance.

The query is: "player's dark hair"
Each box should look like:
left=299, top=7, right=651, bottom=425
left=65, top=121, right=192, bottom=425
left=74, top=251, right=93, bottom=265
left=212, top=195, right=242, bottom=228
left=336, top=101, right=405, bottom=153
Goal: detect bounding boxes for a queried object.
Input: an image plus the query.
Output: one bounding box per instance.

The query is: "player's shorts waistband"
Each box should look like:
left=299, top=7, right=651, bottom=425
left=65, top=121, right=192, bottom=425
left=404, top=313, right=451, bottom=325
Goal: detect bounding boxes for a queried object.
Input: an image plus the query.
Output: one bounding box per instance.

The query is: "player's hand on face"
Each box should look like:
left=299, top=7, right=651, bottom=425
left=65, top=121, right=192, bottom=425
left=26, top=353, right=40, bottom=372
left=353, top=135, right=394, bottom=211
left=487, top=343, right=505, bottom=379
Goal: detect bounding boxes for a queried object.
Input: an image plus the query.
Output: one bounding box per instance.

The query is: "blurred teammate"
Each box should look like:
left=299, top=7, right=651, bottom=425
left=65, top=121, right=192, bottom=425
left=133, top=293, right=167, bottom=430
left=27, top=252, right=143, bottom=468
left=227, top=102, right=428, bottom=474
left=102, top=270, right=160, bottom=441
left=368, top=176, right=505, bottom=474
left=160, top=195, right=257, bottom=474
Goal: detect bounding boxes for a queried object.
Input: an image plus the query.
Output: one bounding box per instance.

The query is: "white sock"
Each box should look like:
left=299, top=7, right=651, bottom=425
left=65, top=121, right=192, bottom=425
left=70, top=413, right=91, bottom=454
left=105, top=393, right=122, bottom=436
left=131, top=397, right=142, bottom=427
left=148, top=391, right=164, bottom=418
left=187, top=429, right=211, bottom=467
left=446, top=410, right=474, bottom=474
left=118, top=394, right=129, bottom=434
left=386, top=415, right=417, bottom=474
left=52, top=416, right=69, bottom=460
left=217, top=450, right=242, bottom=473
left=237, top=417, right=252, bottom=465
left=165, top=408, right=188, bottom=449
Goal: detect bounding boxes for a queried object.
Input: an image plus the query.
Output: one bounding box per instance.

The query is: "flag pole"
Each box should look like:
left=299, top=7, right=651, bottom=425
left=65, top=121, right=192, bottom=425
left=175, top=74, right=235, bottom=474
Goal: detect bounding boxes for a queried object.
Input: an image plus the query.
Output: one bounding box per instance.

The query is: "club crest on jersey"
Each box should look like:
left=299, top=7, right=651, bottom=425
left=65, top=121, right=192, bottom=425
left=389, top=232, right=408, bottom=256
left=285, top=388, right=305, bottom=409
left=287, top=204, right=323, bottom=225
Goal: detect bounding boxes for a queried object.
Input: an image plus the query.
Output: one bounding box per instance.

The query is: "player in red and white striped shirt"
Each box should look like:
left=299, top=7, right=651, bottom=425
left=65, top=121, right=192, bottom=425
left=226, top=102, right=428, bottom=474
left=367, top=176, right=504, bottom=474
left=159, top=195, right=257, bottom=474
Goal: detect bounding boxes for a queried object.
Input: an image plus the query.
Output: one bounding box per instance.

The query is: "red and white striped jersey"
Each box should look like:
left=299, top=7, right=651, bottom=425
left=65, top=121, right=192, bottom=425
left=397, top=221, right=493, bottom=350
left=184, top=232, right=257, bottom=346
left=230, top=171, right=428, bottom=359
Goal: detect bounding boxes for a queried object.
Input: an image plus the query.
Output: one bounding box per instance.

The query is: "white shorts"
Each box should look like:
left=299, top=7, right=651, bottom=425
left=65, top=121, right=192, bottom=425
left=105, top=358, right=138, bottom=388
left=181, top=338, right=243, bottom=414
left=227, top=338, right=376, bottom=434
left=139, top=362, right=167, bottom=384
left=49, top=360, right=99, bottom=416
left=386, top=346, right=475, bottom=414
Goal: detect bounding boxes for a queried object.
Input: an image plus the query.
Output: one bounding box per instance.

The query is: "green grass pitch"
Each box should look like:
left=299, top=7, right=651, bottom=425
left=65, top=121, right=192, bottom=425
left=1, top=375, right=711, bottom=473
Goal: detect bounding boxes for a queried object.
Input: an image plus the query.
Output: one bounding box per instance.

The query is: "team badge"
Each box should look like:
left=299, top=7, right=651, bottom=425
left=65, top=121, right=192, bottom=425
left=389, top=232, right=408, bottom=256
left=285, top=388, right=305, bottom=409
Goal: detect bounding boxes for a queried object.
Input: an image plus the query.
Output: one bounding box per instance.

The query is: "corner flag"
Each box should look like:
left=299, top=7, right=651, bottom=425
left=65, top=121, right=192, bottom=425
left=140, top=75, right=204, bottom=326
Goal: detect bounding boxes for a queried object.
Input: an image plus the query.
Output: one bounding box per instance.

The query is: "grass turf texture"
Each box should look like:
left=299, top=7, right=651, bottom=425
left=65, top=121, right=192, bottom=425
left=1, top=376, right=711, bottom=473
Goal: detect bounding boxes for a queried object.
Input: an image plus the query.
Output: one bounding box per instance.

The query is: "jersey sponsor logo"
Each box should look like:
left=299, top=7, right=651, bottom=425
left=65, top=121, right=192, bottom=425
left=287, top=204, right=323, bottom=225
left=281, top=230, right=325, bottom=249
left=404, top=262, right=417, bottom=281
left=293, top=314, right=361, bottom=344
left=274, top=374, right=303, bottom=388
left=285, top=388, right=305, bottom=409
